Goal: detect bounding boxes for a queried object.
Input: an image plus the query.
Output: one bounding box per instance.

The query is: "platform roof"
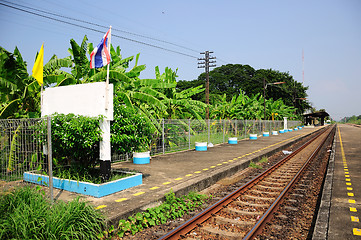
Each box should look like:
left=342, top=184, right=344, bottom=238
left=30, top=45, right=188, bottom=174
left=303, top=111, right=329, bottom=118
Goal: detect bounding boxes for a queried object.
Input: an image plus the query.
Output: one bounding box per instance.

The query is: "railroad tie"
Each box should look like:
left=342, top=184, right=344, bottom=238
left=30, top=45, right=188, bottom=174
left=256, top=184, right=284, bottom=190
left=250, top=189, right=280, bottom=196
left=200, top=225, right=245, bottom=239
left=243, top=194, right=275, bottom=201
left=234, top=200, right=269, bottom=208
left=224, top=207, right=263, bottom=216
left=261, top=180, right=288, bottom=185
left=214, top=216, right=255, bottom=226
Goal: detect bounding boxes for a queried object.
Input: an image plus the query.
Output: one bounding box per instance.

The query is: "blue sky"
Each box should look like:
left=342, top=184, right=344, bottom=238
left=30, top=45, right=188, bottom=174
left=1, top=0, right=360, bottom=120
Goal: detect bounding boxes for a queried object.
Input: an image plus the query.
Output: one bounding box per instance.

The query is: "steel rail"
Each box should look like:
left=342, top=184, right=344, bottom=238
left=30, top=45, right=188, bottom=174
left=158, top=126, right=330, bottom=240
left=243, top=125, right=335, bottom=239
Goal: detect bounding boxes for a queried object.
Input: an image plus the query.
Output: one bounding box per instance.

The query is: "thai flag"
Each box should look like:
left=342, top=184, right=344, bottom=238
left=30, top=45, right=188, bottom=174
left=90, top=28, right=111, bottom=69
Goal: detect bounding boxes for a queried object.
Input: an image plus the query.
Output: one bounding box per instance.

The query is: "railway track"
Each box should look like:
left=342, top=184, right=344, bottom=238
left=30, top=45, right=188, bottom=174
left=159, top=125, right=335, bottom=240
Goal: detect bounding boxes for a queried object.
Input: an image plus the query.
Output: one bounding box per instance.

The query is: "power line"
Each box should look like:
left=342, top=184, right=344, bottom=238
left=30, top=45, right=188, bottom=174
left=0, top=1, right=198, bottom=59
left=1, top=0, right=200, bottom=54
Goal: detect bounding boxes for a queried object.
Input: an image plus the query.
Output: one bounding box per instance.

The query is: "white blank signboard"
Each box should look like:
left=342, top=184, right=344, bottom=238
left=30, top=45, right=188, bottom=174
left=41, top=82, right=113, bottom=120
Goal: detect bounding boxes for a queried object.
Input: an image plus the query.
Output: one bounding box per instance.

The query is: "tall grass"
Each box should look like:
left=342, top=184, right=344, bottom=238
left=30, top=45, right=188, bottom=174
left=0, top=186, right=104, bottom=240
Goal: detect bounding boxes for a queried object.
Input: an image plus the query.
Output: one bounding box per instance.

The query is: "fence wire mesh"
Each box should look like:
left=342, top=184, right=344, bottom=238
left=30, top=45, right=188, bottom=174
left=1, top=118, right=301, bottom=172
left=1, top=118, right=47, bottom=182
left=144, top=119, right=301, bottom=157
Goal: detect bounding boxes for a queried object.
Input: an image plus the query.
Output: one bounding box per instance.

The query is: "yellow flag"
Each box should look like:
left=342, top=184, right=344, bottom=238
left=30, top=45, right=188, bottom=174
left=32, top=43, right=44, bottom=86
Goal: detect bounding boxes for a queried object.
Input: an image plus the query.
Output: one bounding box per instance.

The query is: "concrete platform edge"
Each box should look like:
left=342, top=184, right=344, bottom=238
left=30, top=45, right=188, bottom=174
left=312, top=128, right=336, bottom=239
left=107, top=129, right=321, bottom=226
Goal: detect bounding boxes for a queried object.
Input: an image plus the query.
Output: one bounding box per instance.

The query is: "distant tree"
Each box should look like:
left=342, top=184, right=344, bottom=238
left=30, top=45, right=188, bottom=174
left=179, top=64, right=312, bottom=118
left=176, top=78, right=204, bottom=101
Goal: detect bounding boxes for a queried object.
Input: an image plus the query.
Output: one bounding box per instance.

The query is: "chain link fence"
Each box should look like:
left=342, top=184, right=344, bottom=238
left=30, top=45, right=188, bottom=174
left=1, top=118, right=300, bottom=177
left=145, top=119, right=300, bottom=156
left=0, top=118, right=48, bottom=182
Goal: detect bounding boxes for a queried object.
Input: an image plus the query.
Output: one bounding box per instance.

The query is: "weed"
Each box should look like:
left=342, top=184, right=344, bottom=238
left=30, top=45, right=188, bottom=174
left=249, top=161, right=262, bottom=169
left=116, top=189, right=210, bottom=238
left=259, top=156, right=268, bottom=164
left=0, top=186, right=104, bottom=239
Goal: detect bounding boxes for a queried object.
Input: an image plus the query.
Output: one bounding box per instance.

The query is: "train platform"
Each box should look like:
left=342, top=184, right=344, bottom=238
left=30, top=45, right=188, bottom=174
left=52, top=126, right=321, bottom=226
left=313, top=124, right=361, bottom=239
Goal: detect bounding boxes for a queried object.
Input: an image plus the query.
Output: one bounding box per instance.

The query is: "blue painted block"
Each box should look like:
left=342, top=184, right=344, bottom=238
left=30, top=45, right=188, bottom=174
left=263, top=132, right=270, bottom=137
left=250, top=134, right=257, bottom=140
left=24, top=171, right=142, bottom=198
left=133, top=157, right=150, bottom=164
left=279, top=130, right=285, bottom=133
left=294, top=128, right=298, bottom=131
left=195, top=145, right=207, bottom=151
left=195, top=142, right=207, bottom=151
left=284, top=129, right=288, bottom=132
left=228, top=138, right=237, bottom=144
left=289, top=129, right=293, bottom=132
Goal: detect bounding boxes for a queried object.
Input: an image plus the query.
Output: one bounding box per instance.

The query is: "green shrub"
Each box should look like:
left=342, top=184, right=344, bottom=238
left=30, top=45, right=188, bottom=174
left=111, top=104, right=153, bottom=154
left=49, top=113, right=103, bottom=168
left=0, top=186, right=104, bottom=239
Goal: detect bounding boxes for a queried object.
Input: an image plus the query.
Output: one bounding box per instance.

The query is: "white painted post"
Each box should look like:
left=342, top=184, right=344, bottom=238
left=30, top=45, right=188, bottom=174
left=284, top=117, right=288, bottom=130
left=100, top=120, right=111, bottom=160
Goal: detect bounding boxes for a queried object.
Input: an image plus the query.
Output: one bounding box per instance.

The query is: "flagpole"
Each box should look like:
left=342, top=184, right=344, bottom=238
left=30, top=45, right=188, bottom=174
left=101, top=26, right=112, bottom=181
left=105, top=26, right=111, bottom=110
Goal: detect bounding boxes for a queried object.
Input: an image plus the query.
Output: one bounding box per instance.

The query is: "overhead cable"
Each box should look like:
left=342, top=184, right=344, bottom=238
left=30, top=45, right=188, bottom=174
left=0, top=1, right=198, bottom=59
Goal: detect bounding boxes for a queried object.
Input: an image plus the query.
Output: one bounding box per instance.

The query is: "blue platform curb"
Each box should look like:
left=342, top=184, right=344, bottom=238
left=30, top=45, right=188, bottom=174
left=24, top=171, right=142, bottom=198
left=228, top=140, right=238, bottom=144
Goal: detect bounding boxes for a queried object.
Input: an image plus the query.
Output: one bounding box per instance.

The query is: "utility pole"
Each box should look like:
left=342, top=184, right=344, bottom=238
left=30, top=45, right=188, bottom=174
left=198, top=51, right=216, bottom=119
left=263, top=78, right=266, bottom=121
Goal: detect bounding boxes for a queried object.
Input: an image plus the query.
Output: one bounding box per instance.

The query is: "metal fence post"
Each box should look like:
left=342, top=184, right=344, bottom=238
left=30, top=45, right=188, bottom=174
left=235, top=119, right=238, bottom=137
left=162, top=119, right=165, bottom=154
left=188, top=119, right=191, bottom=150
left=245, top=119, right=247, bottom=137
left=223, top=119, right=225, bottom=143
left=208, top=119, right=210, bottom=144
left=47, top=117, right=53, bottom=204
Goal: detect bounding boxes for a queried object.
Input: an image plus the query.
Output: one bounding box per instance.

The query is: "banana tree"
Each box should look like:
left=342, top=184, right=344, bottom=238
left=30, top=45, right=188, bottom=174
left=154, top=66, right=206, bottom=120
left=0, top=46, right=41, bottom=118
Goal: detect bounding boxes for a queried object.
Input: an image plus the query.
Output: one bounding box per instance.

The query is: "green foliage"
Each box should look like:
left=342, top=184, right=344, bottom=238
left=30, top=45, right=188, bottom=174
left=49, top=113, right=103, bottom=167
left=249, top=161, right=262, bottom=169
left=111, top=105, right=153, bottom=154
left=0, top=186, right=104, bottom=239
left=7, top=125, right=20, bottom=172
left=117, top=189, right=210, bottom=237
left=178, top=64, right=312, bottom=119
left=259, top=156, right=268, bottom=164
left=0, top=46, right=40, bottom=119
left=210, top=91, right=296, bottom=120
left=344, top=115, right=361, bottom=124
